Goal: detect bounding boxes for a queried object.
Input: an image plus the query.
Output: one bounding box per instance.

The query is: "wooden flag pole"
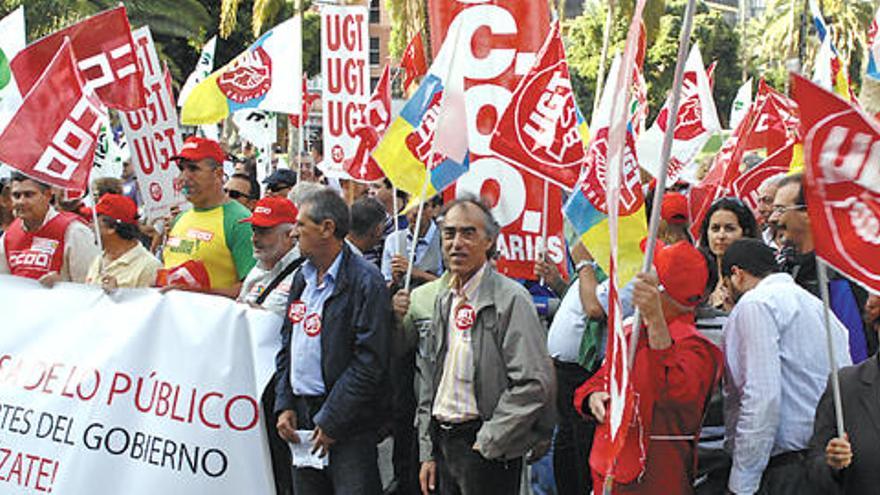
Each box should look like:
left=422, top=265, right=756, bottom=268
left=817, top=259, right=846, bottom=437
left=626, top=0, right=698, bottom=370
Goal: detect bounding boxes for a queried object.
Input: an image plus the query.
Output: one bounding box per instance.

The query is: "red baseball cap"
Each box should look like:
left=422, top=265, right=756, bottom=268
left=240, top=197, right=299, bottom=227
left=660, top=192, right=689, bottom=225
left=171, top=137, right=226, bottom=165
left=645, top=240, right=708, bottom=307
left=95, top=193, right=138, bottom=225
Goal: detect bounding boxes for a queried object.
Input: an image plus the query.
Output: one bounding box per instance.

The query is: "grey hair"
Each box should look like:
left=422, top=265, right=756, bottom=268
left=300, top=188, right=350, bottom=240
left=288, top=182, right=325, bottom=208
left=439, top=194, right=501, bottom=239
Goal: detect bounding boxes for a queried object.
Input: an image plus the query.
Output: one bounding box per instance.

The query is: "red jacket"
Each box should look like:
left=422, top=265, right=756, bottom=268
left=574, top=312, right=722, bottom=494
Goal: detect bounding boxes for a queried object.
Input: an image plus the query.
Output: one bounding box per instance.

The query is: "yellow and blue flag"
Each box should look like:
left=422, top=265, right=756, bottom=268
left=181, top=15, right=301, bottom=125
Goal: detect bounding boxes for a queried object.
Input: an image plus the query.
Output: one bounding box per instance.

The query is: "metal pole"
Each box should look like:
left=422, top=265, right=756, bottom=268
left=627, top=0, right=698, bottom=369
left=593, top=0, right=616, bottom=118
left=817, top=259, right=846, bottom=437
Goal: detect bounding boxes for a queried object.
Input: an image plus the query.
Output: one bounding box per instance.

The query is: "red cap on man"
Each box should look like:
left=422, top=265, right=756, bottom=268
left=171, top=137, right=226, bottom=164
left=239, top=197, right=299, bottom=228
left=95, top=194, right=138, bottom=225
left=660, top=192, right=689, bottom=225
left=652, top=240, right=708, bottom=307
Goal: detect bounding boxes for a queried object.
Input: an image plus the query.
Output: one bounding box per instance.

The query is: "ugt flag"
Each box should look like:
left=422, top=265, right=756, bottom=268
left=181, top=15, right=302, bottom=125
left=0, top=38, right=106, bottom=191
left=636, top=43, right=721, bottom=185
left=345, top=64, right=392, bottom=183
left=11, top=6, right=144, bottom=111
left=0, top=6, right=25, bottom=135
left=372, top=20, right=469, bottom=202
left=491, top=22, right=587, bottom=191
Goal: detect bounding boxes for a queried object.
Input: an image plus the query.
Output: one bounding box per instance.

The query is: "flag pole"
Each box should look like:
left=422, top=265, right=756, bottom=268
left=539, top=178, right=549, bottom=286
left=626, top=0, right=698, bottom=370
left=593, top=0, right=615, bottom=117
left=817, top=258, right=846, bottom=437
left=392, top=186, right=403, bottom=254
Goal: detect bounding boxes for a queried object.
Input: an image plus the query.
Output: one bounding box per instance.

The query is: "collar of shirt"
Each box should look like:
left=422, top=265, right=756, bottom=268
left=449, top=262, right=487, bottom=302
left=407, top=220, right=436, bottom=246
left=24, top=207, right=58, bottom=233
left=106, top=243, right=146, bottom=267
left=345, top=238, right=364, bottom=257
left=302, top=249, right=344, bottom=290
left=754, top=271, right=795, bottom=290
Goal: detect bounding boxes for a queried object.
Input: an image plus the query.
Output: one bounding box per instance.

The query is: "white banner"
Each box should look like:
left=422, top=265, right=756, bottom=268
left=0, top=275, right=280, bottom=494
left=321, top=5, right=370, bottom=179
left=121, top=27, right=186, bottom=221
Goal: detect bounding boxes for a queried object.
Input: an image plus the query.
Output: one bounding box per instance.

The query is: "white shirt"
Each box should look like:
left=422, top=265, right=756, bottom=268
left=723, top=273, right=852, bottom=494
left=547, top=284, right=587, bottom=363
left=238, top=246, right=301, bottom=316
left=0, top=208, right=99, bottom=283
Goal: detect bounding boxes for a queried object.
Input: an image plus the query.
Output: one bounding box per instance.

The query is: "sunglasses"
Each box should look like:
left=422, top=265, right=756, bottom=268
left=224, top=189, right=248, bottom=200
left=267, top=183, right=292, bottom=193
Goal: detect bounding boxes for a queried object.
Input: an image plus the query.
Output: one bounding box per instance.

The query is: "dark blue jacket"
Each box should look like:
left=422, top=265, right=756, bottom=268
left=274, top=243, right=391, bottom=439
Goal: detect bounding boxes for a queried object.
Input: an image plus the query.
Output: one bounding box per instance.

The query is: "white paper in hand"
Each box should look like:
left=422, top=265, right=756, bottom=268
left=289, top=430, right=329, bottom=469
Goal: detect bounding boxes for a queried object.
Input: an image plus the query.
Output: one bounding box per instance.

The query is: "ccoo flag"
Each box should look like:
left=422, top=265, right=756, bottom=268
left=181, top=15, right=302, bottom=125
left=372, top=21, right=469, bottom=201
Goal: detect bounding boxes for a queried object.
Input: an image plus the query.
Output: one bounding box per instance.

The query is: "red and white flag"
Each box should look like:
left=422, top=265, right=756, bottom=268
left=10, top=6, right=144, bottom=111
left=400, top=33, right=427, bottom=92
left=636, top=44, right=721, bottom=184
left=0, top=39, right=106, bottom=191
left=793, top=74, right=880, bottom=295
left=490, top=22, right=586, bottom=190
left=731, top=142, right=793, bottom=215
left=344, top=64, right=393, bottom=182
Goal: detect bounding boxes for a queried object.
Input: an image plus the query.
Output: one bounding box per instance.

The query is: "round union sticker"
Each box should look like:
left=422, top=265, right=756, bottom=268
left=304, top=313, right=322, bottom=337
left=288, top=300, right=306, bottom=324
left=454, top=304, right=475, bottom=332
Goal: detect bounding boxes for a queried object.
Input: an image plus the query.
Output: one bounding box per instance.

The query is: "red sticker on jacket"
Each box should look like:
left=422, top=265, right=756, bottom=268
left=288, top=300, right=306, bottom=324
left=455, top=304, right=475, bottom=332
left=304, top=313, right=322, bottom=337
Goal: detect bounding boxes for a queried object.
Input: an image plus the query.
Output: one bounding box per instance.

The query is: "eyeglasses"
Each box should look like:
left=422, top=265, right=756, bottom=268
left=772, top=204, right=806, bottom=215
left=224, top=189, right=248, bottom=200
left=441, top=226, right=480, bottom=241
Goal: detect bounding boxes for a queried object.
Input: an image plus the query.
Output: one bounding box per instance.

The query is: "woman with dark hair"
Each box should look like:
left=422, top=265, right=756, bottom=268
left=698, top=197, right=759, bottom=310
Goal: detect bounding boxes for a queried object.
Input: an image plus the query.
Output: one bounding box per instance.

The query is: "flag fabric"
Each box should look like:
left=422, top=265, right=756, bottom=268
left=706, top=60, right=717, bottom=89
left=490, top=22, right=587, bottom=190
left=731, top=142, right=792, bottom=214
left=372, top=21, right=469, bottom=202
left=344, top=64, right=392, bottom=182
left=809, top=0, right=852, bottom=101
left=729, top=78, right=752, bottom=130
left=0, top=39, right=106, bottom=191
left=400, top=33, right=428, bottom=91
left=636, top=44, right=721, bottom=185
left=794, top=74, right=880, bottom=295
left=868, top=5, right=880, bottom=80
left=288, top=74, right=320, bottom=128
left=178, top=35, right=217, bottom=108
left=10, top=6, right=144, bottom=111
left=0, top=7, right=25, bottom=135
left=181, top=15, right=302, bottom=125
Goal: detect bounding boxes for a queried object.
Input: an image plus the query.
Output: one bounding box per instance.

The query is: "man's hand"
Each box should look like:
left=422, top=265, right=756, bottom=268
left=631, top=272, right=664, bottom=325
left=825, top=433, right=853, bottom=470
left=390, top=254, right=410, bottom=283
left=589, top=391, right=610, bottom=423
left=101, top=275, right=119, bottom=293
left=311, top=426, right=335, bottom=458
left=534, top=257, right=566, bottom=295
left=393, top=289, right=411, bottom=321
left=419, top=461, right=437, bottom=495
left=276, top=410, right=300, bottom=444
left=38, top=272, right=61, bottom=288
left=526, top=438, right=551, bottom=464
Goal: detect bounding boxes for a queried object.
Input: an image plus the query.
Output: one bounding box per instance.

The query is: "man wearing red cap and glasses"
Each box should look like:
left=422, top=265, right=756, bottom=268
left=574, top=241, right=723, bottom=493
left=85, top=194, right=161, bottom=289
left=163, top=137, right=255, bottom=297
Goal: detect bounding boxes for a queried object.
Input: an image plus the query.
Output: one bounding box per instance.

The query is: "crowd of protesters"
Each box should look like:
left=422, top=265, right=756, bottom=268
left=2, top=134, right=879, bottom=495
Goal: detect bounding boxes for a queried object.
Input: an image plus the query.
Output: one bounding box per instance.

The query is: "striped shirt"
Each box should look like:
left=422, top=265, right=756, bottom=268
left=432, top=264, right=486, bottom=423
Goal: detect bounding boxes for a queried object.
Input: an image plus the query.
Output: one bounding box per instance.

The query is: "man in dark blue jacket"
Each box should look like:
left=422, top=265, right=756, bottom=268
left=275, top=188, right=391, bottom=495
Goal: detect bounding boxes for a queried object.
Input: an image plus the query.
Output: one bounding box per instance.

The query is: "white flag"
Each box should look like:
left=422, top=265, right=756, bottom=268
left=635, top=44, right=721, bottom=184
left=0, top=6, right=26, bottom=134
left=178, top=35, right=217, bottom=108
left=729, top=78, right=752, bottom=130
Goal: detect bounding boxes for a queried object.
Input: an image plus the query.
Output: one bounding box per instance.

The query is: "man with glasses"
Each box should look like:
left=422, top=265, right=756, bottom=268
left=163, top=137, right=256, bottom=298
left=224, top=172, right=260, bottom=211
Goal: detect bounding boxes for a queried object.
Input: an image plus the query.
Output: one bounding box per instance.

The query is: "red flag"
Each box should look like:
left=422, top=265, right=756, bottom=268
left=490, top=23, right=585, bottom=190
left=0, top=39, right=106, bottom=191
left=400, top=33, right=427, bottom=91
left=345, top=65, right=392, bottom=182
left=289, top=74, right=320, bottom=128
left=793, top=74, right=880, bottom=294
left=745, top=80, right=799, bottom=155
left=731, top=142, right=793, bottom=215
left=11, top=7, right=144, bottom=111
left=707, top=60, right=717, bottom=89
